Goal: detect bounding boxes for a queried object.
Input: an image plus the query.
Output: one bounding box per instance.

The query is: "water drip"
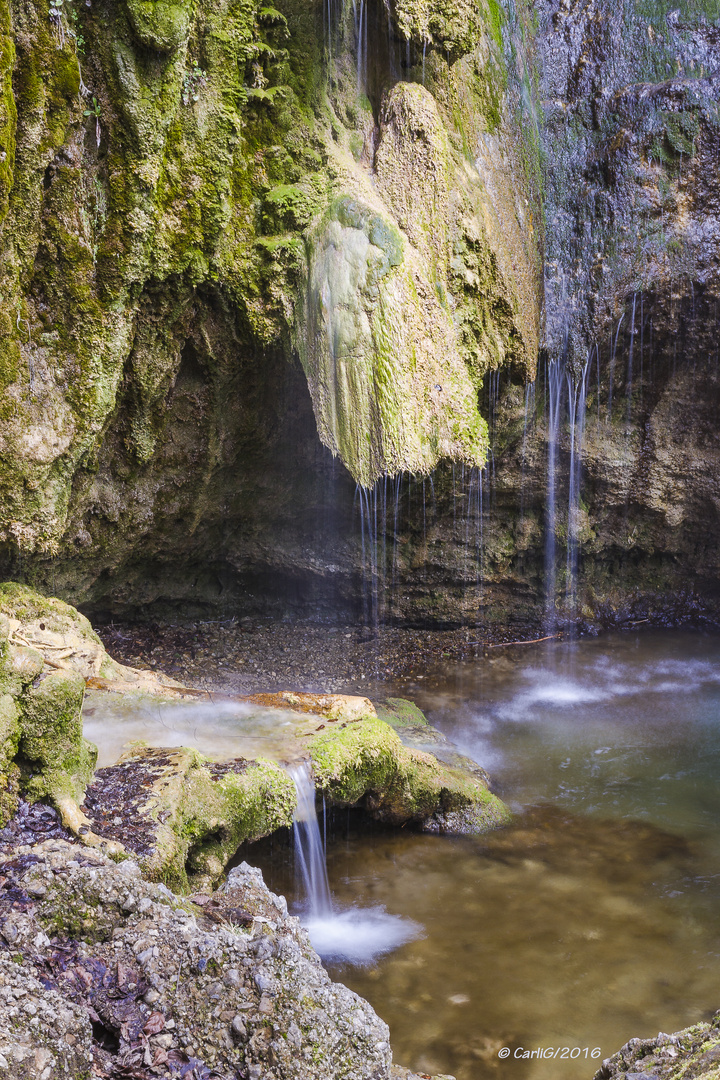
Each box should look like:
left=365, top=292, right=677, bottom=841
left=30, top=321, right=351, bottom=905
left=519, top=380, right=536, bottom=525
left=626, top=292, right=637, bottom=424
left=544, top=361, right=563, bottom=628
left=607, top=313, right=625, bottom=421
left=565, top=358, right=590, bottom=612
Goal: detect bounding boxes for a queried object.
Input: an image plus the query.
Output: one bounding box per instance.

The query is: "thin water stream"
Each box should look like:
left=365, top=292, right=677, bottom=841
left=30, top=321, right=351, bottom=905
left=248, top=630, right=720, bottom=1080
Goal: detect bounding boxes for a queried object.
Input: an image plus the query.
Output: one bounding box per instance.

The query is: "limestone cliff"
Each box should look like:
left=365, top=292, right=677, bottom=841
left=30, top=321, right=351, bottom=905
left=0, top=0, right=539, bottom=562
left=0, top=0, right=719, bottom=628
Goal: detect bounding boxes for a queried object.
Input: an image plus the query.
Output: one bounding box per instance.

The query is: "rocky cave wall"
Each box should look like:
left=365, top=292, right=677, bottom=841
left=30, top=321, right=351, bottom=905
left=0, top=0, right=719, bottom=627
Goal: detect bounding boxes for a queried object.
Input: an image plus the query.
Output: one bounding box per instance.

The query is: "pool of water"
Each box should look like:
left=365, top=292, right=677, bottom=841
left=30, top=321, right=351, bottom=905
left=247, top=630, right=720, bottom=1079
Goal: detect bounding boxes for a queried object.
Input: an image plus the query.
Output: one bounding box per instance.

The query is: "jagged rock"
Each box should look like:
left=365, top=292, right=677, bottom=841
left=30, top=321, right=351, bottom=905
left=594, top=1014, right=720, bottom=1080
left=0, top=840, right=392, bottom=1080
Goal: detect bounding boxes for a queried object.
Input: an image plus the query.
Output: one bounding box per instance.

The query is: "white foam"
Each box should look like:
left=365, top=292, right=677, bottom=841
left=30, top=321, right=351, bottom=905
left=301, top=906, right=422, bottom=965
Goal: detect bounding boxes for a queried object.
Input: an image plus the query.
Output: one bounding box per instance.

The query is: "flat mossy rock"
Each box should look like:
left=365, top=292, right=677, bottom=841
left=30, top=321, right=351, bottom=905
left=375, top=696, right=492, bottom=787
left=84, top=746, right=296, bottom=891
left=309, top=715, right=510, bottom=833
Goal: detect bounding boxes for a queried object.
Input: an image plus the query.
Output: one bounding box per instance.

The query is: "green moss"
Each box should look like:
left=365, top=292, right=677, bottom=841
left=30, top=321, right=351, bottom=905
left=0, top=583, right=103, bottom=644
left=123, top=0, right=193, bottom=53
left=19, top=668, right=96, bottom=804
left=309, top=716, right=510, bottom=830
left=0, top=693, right=21, bottom=827
left=182, top=758, right=296, bottom=883
left=375, top=697, right=429, bottom=729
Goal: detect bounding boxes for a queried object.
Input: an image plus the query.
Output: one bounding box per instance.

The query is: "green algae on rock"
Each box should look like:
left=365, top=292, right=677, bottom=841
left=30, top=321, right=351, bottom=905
left=0, top=0, right=541, bottom=595
left=0, top=597, right=99, bottom=827
left=18, top=667, right=96, bottom=805
left=0, top=582, right=191, bottom=834
left=309, top=714, right=510, bottom=833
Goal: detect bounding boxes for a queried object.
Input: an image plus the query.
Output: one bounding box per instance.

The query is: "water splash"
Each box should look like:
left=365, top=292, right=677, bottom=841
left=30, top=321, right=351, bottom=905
left=288, top=761, right=421, bottom=964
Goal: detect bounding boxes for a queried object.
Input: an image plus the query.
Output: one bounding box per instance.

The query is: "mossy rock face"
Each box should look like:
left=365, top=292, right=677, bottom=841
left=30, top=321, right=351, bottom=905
left=18, top=668, right=97, bottom=804
left=0, top=692, right=21, bottom=827
left=375, top=697, right=429, bottom=729
left=309, top=715, right=510, bottom=832
left=0, top=582, right=102, bottom=642
left=0, top=0, right=541, bottom=601
left=122, top=0, right=193, bottom=52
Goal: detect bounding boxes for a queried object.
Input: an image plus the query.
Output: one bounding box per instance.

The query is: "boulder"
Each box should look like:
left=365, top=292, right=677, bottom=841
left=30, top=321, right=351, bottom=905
left=0, top=840, right=392, bottom=1080
left=83, top=747, right=296, bottom=891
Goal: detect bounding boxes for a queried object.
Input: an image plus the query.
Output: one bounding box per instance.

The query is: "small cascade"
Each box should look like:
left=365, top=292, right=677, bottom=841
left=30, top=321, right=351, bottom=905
left=289, top=762, right=332, bottom=919
left=287, top=761, right=421, bottom=963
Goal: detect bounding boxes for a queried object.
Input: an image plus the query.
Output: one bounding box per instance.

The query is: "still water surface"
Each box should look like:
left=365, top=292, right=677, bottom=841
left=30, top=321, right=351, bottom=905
left=250, top=631, right=720, bottom=1079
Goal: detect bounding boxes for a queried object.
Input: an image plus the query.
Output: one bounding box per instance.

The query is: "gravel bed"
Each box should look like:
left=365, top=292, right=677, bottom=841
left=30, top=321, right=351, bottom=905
left=96, top=620, right=542, bottom=697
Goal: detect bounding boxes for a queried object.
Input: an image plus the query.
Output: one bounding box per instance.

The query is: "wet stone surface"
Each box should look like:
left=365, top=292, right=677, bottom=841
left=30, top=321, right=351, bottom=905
left=82, top=757, right=178, bottom=859
left=0, top=800, right=76, bottom=856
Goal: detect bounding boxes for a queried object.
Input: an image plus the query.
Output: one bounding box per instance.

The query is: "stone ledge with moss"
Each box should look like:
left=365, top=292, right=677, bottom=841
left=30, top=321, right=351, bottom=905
left=594, top=1013, right=720, bottom=1080
left=246, top=690, right=511, bottom=833
left=308, top=713, right=510, bottom=833
left=83, top=746, right=296, bottom=892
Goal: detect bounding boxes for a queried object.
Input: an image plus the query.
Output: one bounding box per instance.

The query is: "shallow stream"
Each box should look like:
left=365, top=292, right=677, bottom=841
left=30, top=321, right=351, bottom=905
left=247, top=630, right=720, bottom=1079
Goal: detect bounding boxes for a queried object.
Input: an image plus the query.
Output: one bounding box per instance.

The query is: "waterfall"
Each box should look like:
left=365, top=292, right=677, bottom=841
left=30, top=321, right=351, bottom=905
left=286, top=760, right=421, bottom=963
left=565, top=358, right=589, bottom=612
left=289, top=761, right=332, bottom=918
left=544, top=360, right=564, bottom=629
left=544, top=356, right=590, bottom=627
left=626, top=292, right=637, bottom=424
left=519, top=379, right=536, bottom=525
left=607, top=313, right=625, bottom=421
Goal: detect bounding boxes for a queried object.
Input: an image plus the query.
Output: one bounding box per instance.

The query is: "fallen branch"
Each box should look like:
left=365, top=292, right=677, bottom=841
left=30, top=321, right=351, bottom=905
left=465, top=632, right=563, bottom=648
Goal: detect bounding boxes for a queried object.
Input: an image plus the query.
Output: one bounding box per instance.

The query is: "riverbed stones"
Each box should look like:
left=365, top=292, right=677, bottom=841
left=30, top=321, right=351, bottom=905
left=0, top=840, right=392, bottom=1080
